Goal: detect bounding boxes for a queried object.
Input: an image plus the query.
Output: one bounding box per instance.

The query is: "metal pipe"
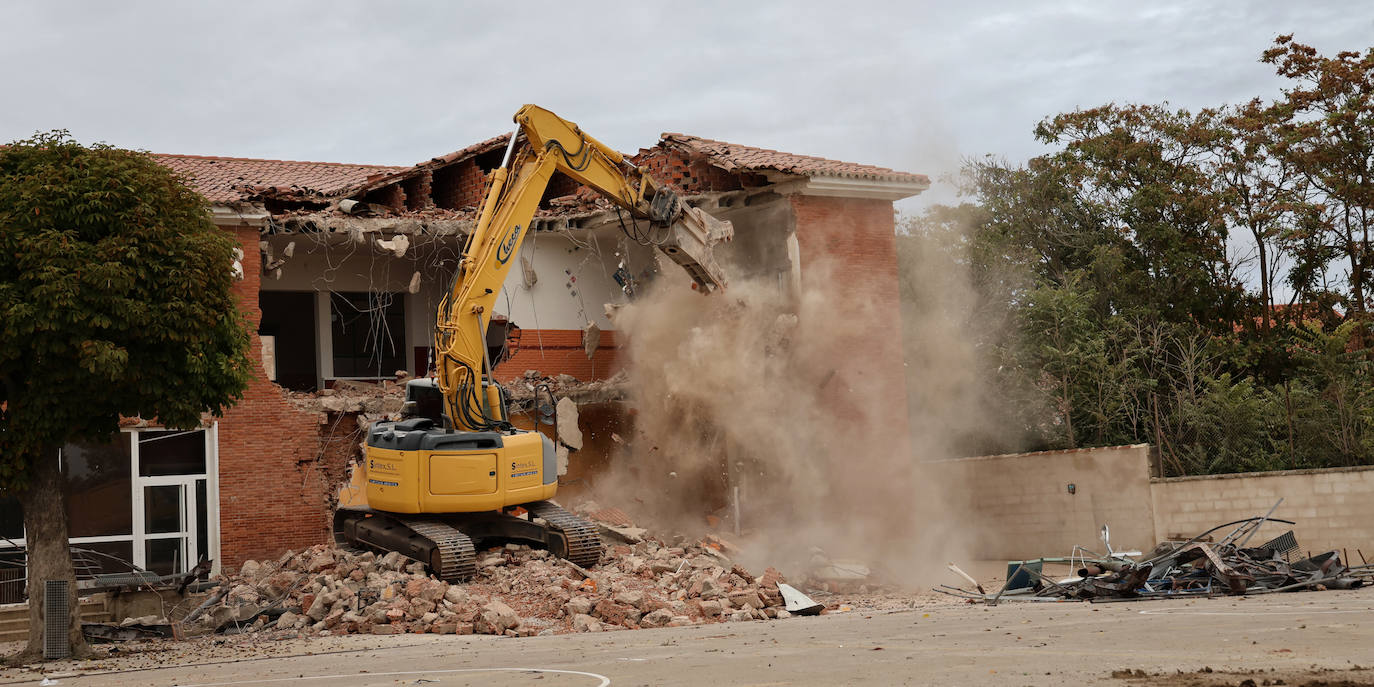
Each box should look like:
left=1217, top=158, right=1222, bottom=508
left=1235, top=499, right=1283, bottom=548
left=500, top=127, right=519, bottom=169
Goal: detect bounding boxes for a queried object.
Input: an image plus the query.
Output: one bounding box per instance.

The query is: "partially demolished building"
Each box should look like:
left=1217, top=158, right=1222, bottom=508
left=2, top=128, right=928, bottom=582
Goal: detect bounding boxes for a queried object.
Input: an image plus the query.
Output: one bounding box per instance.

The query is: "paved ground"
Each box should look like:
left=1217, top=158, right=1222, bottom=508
left=4, top=589, right=1373, bottom=686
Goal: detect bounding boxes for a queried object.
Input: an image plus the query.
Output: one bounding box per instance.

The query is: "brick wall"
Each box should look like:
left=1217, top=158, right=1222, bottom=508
left=927, top=445, right=1157, bottom=559
left=1151, top=466, right=1374, bottom=555
left=494, top=329, right=622, bottom=384
left=632, top=148, right=760, bottom=194
left=431, top=160, right=487, bottom=210
left=789, top=195, right=910, bottom=434
left=215, top=226, right=333, bottom=568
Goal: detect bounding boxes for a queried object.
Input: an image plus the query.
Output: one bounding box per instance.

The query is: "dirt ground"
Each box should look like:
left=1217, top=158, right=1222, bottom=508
left=2, top=586, right=1370, bottom=686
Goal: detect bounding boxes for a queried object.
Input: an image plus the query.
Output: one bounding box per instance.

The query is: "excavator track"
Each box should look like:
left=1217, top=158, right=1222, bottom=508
left=526, top=501, right=603, bottom=568
left=396, top=517, right=477, bottom=582
left=334, top=508, right=476, bottom=582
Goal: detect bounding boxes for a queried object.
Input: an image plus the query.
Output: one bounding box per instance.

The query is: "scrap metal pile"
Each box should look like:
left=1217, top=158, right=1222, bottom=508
left=942, top=510, right=1374, bottom=604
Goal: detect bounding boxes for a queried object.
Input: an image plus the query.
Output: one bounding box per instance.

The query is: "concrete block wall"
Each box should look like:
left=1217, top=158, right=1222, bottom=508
left=1150, top=466, right=1374, bottom=556
left=927, top=445, right=1156, bottom=559
left=216, top=226, right=333, bottom=567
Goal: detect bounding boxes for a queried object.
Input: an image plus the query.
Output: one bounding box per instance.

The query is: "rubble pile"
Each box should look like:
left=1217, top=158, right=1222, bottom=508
left=505, top=370, right=628, bottom=405
left=181, top=534, right=800, bottom=639
left=285, top=379, right=405, bottom=423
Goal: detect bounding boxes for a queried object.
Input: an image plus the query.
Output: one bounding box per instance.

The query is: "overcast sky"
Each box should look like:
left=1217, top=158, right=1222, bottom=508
left=2, top=1, right=1371, bottom=213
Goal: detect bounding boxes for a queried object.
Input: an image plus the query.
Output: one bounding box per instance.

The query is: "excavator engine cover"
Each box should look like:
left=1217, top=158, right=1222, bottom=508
left=363, top=420, right=557, bottom=513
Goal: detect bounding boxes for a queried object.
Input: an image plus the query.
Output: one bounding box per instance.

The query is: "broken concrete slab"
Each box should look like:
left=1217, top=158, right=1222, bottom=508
left=582, top=322, right=601, bottom=360
left=777, top=583, right=823, bottom=615
left=599, top=523, right=648, bottom=544
left=556, top=396, right=583, bottom=450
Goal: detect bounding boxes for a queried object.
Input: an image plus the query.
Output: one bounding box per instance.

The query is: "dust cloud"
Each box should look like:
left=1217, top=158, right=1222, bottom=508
left=583, top=234, right=1008, bottom=587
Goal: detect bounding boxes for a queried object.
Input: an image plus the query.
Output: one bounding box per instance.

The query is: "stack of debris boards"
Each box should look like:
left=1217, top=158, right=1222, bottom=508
left=941, top=509, right=1374, bottom=604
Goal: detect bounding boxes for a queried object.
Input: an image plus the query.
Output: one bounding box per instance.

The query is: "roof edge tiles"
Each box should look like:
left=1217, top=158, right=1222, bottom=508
left=655, top=133, right=930, bottom=185
left=152, top=131, right=928, bottom=205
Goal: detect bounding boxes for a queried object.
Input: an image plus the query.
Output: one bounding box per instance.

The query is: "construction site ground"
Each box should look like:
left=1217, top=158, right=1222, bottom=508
left=4, top=586, right=1371, bottom=686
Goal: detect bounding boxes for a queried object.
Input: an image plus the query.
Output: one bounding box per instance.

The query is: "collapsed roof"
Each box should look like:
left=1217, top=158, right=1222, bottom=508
left=154, top=131, right=929, bottom=218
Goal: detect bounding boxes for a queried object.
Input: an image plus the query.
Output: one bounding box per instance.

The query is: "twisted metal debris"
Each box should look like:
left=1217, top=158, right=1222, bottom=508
left=940, top=507, right=1374, bottom=604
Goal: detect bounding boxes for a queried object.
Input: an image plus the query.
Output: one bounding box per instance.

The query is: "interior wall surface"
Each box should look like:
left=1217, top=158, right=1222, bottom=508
left=258, top=234, right=459, bottom=378
left=497, top=227, right=654, bottom=333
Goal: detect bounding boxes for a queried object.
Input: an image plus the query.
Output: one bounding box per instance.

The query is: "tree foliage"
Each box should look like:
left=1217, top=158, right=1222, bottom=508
left=0, top=131, right=252, bottom=659
left=0, top=131, right=252, bottom=477
left=899, top=36, right=1374, bottom=475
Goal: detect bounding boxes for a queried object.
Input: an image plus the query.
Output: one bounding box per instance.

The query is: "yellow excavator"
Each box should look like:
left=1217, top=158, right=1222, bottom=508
left=333, top=105, right=733, bottom=580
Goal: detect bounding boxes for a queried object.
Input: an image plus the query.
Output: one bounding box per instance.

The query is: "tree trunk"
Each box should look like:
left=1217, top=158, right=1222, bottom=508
left=11, top=446, right=91, bottom=662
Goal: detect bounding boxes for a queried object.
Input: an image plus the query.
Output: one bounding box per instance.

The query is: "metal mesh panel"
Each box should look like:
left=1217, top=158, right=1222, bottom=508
left=43, top=579, right=69, bottom=660
left=1260, top=530, right=1301, bottom=563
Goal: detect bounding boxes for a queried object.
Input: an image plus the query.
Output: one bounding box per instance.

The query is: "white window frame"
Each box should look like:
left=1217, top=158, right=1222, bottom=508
left=0, top=425, right=222, bottom=577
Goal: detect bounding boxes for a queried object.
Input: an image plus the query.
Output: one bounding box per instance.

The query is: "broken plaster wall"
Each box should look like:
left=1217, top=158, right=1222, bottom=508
left=495, top=225, right=653, bottom=333
left=492, top=225, right=653, bottom=383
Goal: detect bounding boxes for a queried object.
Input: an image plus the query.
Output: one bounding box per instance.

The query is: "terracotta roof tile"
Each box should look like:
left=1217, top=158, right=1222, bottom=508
left=655, top=133, right=929, bottom=185
left=152, top=154, right=406, bottom=203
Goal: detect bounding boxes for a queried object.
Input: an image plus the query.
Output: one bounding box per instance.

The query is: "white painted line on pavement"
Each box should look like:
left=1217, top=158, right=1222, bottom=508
left=172, top=667, right=611, bottom=687
left=1140, top=608, right=1370, bottom=616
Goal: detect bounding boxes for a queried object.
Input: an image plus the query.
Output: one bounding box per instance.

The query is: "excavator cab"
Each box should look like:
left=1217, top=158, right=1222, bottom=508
left=400, top=378, right=445, bottom=424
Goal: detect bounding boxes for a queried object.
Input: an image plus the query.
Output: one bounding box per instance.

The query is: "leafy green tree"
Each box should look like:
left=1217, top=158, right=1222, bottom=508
left=0, top=132, right=251, bottom=660
left=1034, top=104, right=1247, bottom=330
left=1264, top=35, right=1374, bottom=331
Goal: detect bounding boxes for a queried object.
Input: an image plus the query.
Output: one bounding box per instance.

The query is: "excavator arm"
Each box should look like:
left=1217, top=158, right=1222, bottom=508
left=434, top=104, right=733, bottom=431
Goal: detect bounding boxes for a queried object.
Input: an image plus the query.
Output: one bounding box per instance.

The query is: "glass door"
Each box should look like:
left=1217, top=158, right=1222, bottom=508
left=142, top=483, right=193, bottom=576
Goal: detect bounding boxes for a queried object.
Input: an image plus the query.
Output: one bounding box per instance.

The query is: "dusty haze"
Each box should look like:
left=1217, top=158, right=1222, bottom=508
left=582, top=239, right=1003, bottom=587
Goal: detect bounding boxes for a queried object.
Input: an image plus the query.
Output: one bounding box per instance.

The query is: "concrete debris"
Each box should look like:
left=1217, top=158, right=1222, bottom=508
left=555, top=445, right=569, bottom=477
left=520, top=255, right=538, bottom=289
left=375, top=235, right=409, bottom=258
left=555, top=396, right=583, bottom=450
left=506, top=370, right=627, bottom=405
left=582, top=322, right=601, bottom=360
left=776, top=583, right=823, bottom=615
left=158, top=514, right=813, bottom=641
left=286, top=379, right=406, bottom=417
left=599, top=524, right=648, bottom=544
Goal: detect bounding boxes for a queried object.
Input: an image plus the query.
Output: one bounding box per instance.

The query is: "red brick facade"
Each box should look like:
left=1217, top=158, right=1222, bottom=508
left=215, top=226, right=333, bottom=568
left=495, top=330, right=623, bottom=384
left=790, top=195, right=910, bottom=433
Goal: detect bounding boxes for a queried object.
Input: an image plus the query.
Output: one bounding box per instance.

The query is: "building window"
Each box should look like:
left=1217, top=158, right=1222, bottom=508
left=258, top=291, right=318, bottom=391
left=330, top=291, right=405, bottom=378
left=0, top=427, right=219, bottom=597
